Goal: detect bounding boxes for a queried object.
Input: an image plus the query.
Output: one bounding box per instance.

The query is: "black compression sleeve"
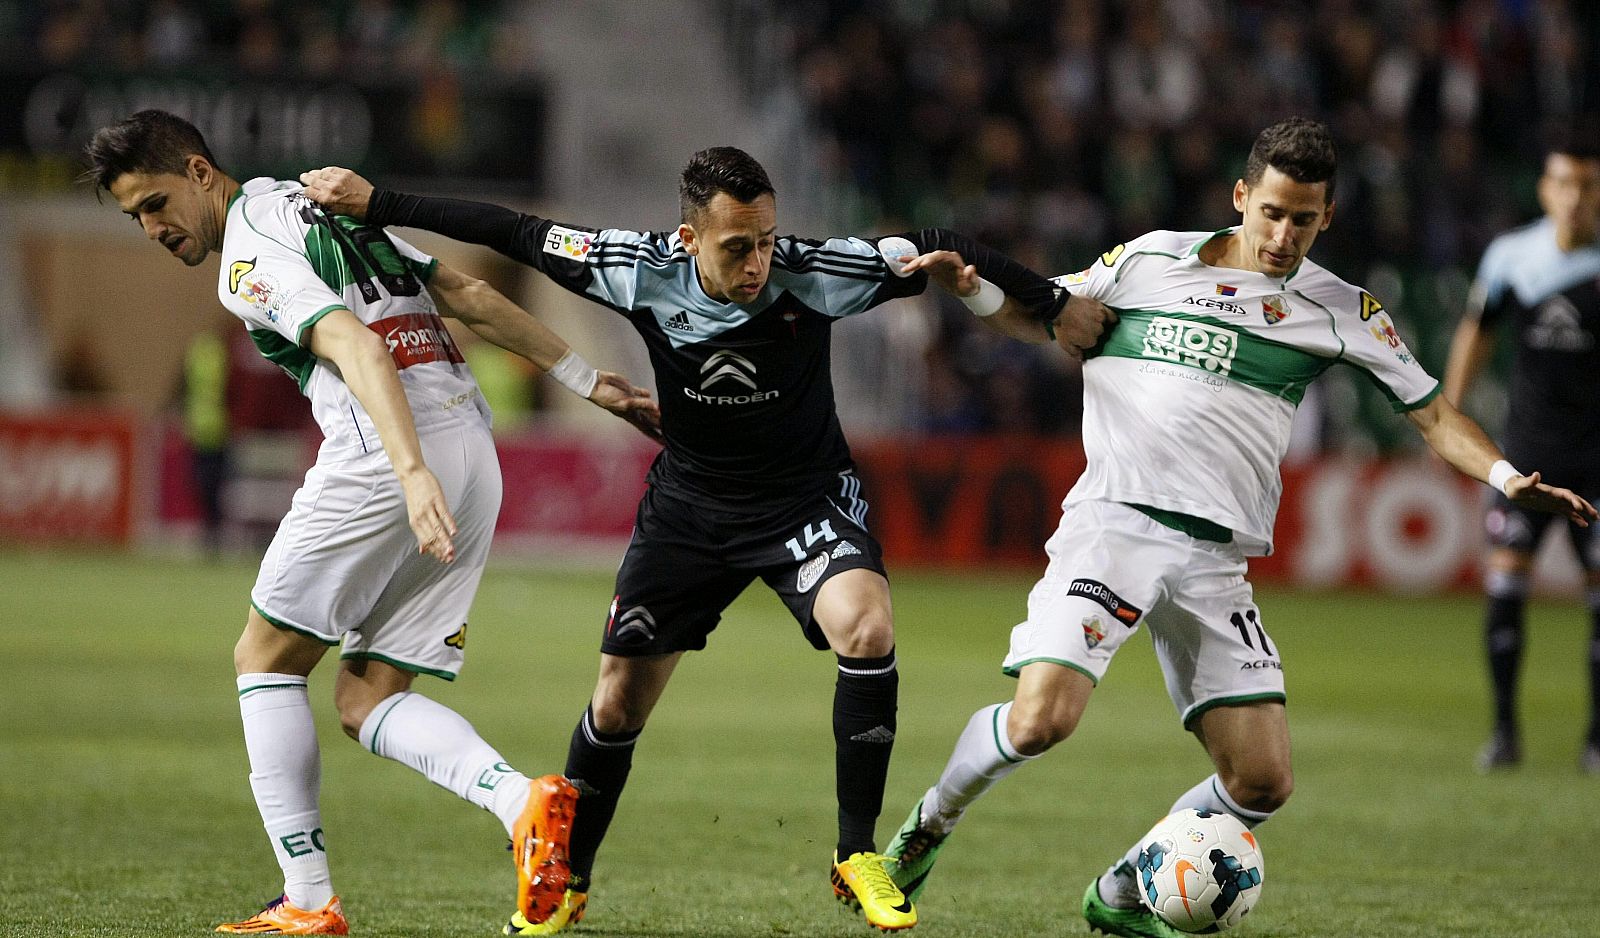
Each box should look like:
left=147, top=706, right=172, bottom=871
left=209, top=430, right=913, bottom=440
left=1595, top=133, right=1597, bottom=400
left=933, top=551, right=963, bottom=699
left=904, top=228, right=1066, bottom=322
left=367, top=189, right=546, bottom=265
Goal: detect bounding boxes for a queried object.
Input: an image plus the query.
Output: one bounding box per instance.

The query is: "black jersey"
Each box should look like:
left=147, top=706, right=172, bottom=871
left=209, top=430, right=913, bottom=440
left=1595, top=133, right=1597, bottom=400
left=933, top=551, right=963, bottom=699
left=1468, top=217, right=1600, bottom=462
left=366, top=189, right=1063, bottom=509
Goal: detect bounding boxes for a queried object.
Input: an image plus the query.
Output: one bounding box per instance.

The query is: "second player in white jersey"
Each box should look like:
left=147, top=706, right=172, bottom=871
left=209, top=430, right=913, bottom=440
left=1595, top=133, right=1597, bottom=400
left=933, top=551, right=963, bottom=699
left=883, top=118, right=1594, bottom=938
left=1058, top=228, right=1437, bottom=554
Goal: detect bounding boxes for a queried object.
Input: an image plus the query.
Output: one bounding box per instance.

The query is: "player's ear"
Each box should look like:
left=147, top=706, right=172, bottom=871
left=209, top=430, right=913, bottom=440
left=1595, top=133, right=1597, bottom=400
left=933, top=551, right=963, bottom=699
left=678, top=222, right=699, bottom=256
left=1321, top=199, right=1336, bottom=231
left=1232, top=179, right=1249, bottom=214
left=188, top=154, right=214, bottom=189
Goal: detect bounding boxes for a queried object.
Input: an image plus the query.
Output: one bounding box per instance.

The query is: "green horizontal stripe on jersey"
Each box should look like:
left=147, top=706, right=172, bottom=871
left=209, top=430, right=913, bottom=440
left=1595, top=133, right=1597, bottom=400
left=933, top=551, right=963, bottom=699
left=1129, top=503, right=1232, bottom=543
left=1098, top=309, right=1333, bottom=404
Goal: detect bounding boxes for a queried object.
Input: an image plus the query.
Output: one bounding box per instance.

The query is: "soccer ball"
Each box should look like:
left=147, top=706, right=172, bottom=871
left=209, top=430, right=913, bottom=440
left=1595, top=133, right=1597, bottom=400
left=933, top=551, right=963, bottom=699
left=1134, top=808, right=1264, bottom=933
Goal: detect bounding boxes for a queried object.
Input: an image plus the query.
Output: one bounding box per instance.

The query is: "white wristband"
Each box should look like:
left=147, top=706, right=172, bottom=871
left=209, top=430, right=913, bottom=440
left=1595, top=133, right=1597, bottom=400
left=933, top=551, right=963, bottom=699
left=1488, top=459, right=1522, bottom=497
left=961, top=277, right=1004, bottom=317
left=548, top=348, right=599, bottom=399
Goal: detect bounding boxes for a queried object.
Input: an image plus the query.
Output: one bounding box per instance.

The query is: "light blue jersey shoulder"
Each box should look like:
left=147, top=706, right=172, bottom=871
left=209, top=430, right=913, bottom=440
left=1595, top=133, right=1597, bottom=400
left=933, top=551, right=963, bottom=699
left=1475, top=217, right=1600, bottom=312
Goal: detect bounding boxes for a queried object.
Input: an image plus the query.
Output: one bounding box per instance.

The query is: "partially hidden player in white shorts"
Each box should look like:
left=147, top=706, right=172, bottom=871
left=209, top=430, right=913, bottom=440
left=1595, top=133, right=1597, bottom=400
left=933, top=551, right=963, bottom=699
left=252, top=420, right=502, bottom=680
left=1004, top=501, right=1282, bottom=728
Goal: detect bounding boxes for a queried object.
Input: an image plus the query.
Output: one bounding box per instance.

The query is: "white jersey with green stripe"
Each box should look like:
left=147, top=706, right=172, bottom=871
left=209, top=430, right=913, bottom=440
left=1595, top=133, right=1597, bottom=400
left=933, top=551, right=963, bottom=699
left=1057, top=228, right=1440, bottom=556
left=217, top=177, right=487, bottom=460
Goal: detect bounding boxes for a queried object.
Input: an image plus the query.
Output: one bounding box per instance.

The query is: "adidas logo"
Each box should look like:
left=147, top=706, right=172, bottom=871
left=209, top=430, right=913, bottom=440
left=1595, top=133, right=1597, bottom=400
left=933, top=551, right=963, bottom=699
left=850, top=725, right=896, bottom=744
left=831, top=540, right=861, bottom=559
left=664, top=311, right=694, bottom=332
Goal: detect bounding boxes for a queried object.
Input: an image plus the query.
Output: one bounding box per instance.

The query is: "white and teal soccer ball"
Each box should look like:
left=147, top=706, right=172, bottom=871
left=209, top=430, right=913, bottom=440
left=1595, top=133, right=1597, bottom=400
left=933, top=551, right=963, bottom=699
left=1134, top=808, right=1264, bottom=933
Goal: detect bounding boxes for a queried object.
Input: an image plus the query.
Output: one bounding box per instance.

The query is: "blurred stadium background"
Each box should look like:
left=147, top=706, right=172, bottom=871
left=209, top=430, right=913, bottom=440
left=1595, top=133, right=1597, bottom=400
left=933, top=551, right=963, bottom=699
left=5, top=4, right=1600, bottom=936
left=3, top=0, right=1599, bottom=591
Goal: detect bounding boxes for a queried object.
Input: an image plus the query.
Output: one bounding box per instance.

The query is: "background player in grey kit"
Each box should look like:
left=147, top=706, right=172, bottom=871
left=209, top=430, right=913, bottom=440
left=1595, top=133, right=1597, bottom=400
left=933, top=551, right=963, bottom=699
left=1443, top=131, right=1600, bottom=774
left=299, top=146, right=1111, bottom=933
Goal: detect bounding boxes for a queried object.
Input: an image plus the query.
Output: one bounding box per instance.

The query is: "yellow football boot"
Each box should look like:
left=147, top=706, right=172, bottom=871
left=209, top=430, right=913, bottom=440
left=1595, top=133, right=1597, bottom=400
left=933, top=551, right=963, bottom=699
left=832, top=851, right=918, bottom=931
left=503, top=889, right=587, bottom=935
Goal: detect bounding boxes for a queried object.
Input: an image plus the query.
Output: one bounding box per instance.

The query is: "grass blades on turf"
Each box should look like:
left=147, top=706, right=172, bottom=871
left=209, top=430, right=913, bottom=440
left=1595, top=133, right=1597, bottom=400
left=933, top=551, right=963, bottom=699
left=1, top=547, right=1594, bottom=937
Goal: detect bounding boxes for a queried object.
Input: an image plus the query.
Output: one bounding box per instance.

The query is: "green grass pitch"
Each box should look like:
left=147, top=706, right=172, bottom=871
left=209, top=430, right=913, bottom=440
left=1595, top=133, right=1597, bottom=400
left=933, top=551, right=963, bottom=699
left=2, top=547, right=1594, bottom=937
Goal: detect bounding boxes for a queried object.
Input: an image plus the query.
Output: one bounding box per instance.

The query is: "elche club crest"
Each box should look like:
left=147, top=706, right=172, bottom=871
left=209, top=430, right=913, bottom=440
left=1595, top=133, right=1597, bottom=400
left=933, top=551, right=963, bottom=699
left=1261, top=294, right=1291, bottom=325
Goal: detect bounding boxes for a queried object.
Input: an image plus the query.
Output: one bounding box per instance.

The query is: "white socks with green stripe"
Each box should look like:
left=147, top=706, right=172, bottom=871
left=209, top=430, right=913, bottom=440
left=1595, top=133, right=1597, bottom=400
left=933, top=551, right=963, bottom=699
left=1102, top=773, right=1274, bottom=909
left=358, top=691, right=532, bottom=836
left=237, top=673, right=333, bottom=910
left=921, top=702, right=1040, bottom=836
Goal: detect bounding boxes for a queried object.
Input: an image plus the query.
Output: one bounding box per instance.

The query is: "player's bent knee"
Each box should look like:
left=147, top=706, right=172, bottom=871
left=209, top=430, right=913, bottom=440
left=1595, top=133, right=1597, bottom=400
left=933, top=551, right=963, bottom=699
left=1006, top=704, right=1078, bottom=756
left=1223, top=767, right=1294, bottom=813
left=589, top=691, right=652, bottom=734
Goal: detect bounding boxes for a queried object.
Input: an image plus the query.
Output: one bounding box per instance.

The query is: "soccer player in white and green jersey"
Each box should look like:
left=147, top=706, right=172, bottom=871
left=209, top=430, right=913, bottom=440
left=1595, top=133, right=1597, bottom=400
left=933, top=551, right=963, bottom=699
left=85, top=110, right=660, bottom=935
left=884, top=118, right=1597, bottom=938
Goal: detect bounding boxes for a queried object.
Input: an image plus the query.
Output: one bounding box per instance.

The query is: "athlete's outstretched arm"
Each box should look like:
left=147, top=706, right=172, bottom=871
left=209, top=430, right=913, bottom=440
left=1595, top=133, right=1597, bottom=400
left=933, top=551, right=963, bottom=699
left=300, top=167, right=546, bottom=266
left=895, top=248, right=1113, bottom=356
left=305, top=308, right=458, bottom=562
left=426, top=262, right=661, bottom=441
left=1406, top=394, right=1595, bottom=524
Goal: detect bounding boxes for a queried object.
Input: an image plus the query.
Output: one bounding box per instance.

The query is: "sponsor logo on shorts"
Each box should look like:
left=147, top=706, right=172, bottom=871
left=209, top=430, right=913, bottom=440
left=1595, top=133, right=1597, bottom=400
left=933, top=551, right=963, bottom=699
left=1239, top=660, right=1282, bottom=670
left=544, top=224, right=595, bottom=260
left=1066, top=578, right=1142, bottom=624
left=831, top=540, right=861, bottom=559
left=797, top=551, right=829, bottom=593
left=1082, top=615, right=1107, bottom=649
left=443, top=624, right=467, bottom=649
left=611, top=604, right=657, bottom=644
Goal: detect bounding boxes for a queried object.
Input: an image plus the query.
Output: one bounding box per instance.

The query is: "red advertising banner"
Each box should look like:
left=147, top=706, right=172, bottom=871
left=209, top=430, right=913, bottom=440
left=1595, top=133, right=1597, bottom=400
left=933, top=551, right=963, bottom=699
left=0, top=407, right=139, bottom=544
left=492, top=433, right=657, bottom=545
left=852, top=439, right=1550, bottom=593
left=851, top=435, right=1087, bottom=568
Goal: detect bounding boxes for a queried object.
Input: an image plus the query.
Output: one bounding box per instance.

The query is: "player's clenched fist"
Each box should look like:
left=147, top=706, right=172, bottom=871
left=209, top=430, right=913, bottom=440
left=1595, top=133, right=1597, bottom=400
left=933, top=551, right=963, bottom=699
left=299, top=166, right=376, bottom=220
left=1053, top=293, right=1116, bottom=360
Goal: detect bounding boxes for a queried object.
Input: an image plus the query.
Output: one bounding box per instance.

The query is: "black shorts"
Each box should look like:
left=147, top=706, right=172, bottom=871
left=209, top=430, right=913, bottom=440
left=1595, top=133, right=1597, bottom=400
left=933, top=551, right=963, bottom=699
left=601, top=471, right=888, bottom=656
left=1485, top=454, right=1600, bottom=568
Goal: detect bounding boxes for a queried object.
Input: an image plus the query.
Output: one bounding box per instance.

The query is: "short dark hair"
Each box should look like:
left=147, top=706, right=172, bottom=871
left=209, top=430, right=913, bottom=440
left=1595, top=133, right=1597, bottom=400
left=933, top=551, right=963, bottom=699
left=1243, top=117, right=1337, bottom=202
left=679, top=146, right=775, bottom=222
left=1547, top=124, right=1600, bottom=163
left=82, top=109, right=221, bottom=193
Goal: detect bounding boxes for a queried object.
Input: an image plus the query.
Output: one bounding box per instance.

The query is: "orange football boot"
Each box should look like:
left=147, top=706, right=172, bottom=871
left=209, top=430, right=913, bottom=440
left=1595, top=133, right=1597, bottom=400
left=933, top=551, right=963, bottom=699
left=513, top=774, right=580, bottom=922
left=215, top=894, right=348, bottom=935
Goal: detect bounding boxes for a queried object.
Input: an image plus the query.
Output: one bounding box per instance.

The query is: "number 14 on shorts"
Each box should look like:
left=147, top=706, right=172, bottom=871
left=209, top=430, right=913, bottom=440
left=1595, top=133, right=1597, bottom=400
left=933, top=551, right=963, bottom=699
left=785, top=520, right=838, bottom=560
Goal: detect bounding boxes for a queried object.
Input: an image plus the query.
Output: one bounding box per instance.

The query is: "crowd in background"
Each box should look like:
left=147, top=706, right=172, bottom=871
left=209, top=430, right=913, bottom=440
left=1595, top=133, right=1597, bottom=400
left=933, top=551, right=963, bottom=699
left=9, top=0, right=1599, bottom=450
left=0, top=0, right=525, bottom=79
left=766, top=0, right=1598, bottom=445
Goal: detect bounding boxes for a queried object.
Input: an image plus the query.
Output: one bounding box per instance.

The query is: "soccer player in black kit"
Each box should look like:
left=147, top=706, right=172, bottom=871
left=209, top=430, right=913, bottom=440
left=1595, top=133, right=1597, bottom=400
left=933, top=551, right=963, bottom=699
left=1443, top=133, right=1600, bottom=775
left=300, top=149, right=1111, bottom=933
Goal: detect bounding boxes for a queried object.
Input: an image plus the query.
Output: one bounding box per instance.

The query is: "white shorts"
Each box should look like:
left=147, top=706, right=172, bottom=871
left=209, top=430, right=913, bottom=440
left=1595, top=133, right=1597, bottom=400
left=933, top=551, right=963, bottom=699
left=1002, top=500, right=1285, bottom=726
left=251, top=421, right=502, bottom=680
